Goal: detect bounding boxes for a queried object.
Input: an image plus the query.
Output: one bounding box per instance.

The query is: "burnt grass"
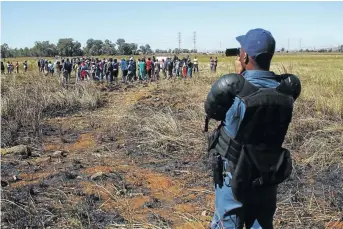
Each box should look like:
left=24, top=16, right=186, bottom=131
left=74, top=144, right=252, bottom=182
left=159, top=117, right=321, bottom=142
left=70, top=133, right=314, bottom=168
left=1, top=82, right=342, bottom=228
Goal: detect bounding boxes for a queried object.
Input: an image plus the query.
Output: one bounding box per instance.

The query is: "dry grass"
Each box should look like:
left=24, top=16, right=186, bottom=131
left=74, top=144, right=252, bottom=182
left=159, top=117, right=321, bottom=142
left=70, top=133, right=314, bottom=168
left=1, top=54, right=342, bottom=228
left=1, top=73, right=102, bottom=147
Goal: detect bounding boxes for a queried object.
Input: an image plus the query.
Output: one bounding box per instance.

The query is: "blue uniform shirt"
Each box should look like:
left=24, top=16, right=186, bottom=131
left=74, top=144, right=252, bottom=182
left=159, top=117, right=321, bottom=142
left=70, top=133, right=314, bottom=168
left=224, top=70, right=281, bottom=138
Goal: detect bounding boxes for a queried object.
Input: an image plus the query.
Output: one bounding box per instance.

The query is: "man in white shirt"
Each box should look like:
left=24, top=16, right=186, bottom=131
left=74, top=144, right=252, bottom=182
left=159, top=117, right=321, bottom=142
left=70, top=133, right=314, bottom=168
left=193, top=56, right=199, bottom=73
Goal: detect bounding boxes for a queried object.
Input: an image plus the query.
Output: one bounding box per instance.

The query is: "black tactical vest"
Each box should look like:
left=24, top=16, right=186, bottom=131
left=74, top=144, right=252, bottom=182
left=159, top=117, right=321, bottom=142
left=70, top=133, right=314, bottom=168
left=212, top=75, right=295, bottom=161
left=234, top=77, right=294, bottom=147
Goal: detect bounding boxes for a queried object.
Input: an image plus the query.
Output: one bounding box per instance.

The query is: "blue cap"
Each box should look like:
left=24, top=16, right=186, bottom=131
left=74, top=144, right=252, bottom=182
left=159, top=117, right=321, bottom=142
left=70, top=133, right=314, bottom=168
left=236, top=28, right=276, bottom=57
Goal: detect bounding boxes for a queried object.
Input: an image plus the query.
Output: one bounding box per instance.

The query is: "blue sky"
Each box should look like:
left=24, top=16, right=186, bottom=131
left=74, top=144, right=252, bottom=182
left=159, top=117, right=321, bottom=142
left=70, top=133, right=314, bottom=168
left=1, top=1, right=343, bottom=51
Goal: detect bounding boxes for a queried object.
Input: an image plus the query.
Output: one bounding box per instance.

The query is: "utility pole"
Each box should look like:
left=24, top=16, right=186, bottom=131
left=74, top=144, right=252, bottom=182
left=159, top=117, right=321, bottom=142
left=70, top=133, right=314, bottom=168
left=193, top=31, right=196, bottom=52
left=178, top=32, right=181, bottom=53
left=288, top=38, right=290, bottom=51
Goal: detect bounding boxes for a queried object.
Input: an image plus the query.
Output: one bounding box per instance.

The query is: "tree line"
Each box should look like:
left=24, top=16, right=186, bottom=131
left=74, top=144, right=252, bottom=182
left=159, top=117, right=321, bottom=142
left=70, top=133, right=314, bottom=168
left=1, top=38, right=200, bottom=58
left=0, top=38, right=154, bottom=58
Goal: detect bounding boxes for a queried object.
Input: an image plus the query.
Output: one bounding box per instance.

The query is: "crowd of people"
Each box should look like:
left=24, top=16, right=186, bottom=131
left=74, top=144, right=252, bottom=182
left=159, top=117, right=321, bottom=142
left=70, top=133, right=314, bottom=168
left=34, top=55, right=206, bottom=85
left=1, top=55, right=219, bottom=84
left=1, top=61, right=28, bottom=74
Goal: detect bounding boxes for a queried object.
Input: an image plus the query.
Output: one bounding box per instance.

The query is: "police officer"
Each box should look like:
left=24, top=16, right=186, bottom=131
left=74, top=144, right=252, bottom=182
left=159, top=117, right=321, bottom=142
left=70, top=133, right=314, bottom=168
left=204, top=28, right=301, bottom=229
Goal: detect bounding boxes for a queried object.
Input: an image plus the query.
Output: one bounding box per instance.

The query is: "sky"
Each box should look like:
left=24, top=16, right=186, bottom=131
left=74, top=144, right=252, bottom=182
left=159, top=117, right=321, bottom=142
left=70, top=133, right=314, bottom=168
left=1, top=1, right=343, bottom=52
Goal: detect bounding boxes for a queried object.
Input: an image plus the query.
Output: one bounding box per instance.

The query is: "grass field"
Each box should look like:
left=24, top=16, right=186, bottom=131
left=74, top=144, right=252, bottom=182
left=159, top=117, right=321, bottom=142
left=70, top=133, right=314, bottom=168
left=1, top=54, right=343, bottom=229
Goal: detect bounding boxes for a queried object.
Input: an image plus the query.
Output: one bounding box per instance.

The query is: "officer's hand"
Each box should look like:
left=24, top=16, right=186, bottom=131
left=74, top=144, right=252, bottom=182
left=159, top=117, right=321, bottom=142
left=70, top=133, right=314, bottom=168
left=235, top=56, right=244, bottom=74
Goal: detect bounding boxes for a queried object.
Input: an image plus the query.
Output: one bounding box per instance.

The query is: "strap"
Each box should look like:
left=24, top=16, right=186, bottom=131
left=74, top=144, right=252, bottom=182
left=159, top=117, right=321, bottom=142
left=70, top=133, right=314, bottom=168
left=236, top=76, right=259, bottom=99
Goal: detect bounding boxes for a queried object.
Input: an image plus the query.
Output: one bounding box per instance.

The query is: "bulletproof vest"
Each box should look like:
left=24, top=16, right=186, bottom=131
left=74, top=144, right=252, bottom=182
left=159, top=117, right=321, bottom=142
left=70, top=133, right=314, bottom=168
left=214, top=75, right=294, bottom=161
left=234, top=78, right=294, bottom=147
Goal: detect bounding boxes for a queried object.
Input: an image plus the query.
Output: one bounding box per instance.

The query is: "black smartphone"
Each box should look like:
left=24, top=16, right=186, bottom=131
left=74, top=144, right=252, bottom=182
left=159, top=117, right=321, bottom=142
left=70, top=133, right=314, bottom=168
left=225, top=48, right=240, bottom=57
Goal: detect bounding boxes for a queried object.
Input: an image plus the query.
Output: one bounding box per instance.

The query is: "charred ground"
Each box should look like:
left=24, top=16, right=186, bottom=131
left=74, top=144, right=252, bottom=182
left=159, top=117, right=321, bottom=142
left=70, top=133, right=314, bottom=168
left=1, top=56, right=343, bottom=229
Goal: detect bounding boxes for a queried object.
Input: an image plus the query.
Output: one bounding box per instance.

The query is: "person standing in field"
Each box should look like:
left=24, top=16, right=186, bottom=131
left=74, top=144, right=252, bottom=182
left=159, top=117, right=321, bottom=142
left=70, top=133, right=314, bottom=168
left=182, top=60, right=187, bottom=78
left=23, top=61, right=28, bottom=72
left=153, top=58, right=160, bottom=81
left=187, top=60, right=193, bottom=78
left=1, top=62, right=5, bottom=74
left=139, top=59, right=146, bottom=82
left=120, top=58, right=128, bottom=83
left=48, top=61, right=54, bottom=76
left=137, top=58, right=141, bottom=80
left=63, top=58, right=72, bottom=84
left=8, top=62, right=13, bottom=74
left=37, top=59, right=41, bottom=72
left=131, top=57, right=137, bottom=81
left=174, top=58, right=180, bottom=77
left=107, top=58, right=114, bottom=84
left=214, top=57, right=218, bottom=72
left=193, top=56, right=199, bottom=73
left=113, top=59, right=119, bottom=83
left=40, top=59, right=44, bottom=72
left=204, top=28, right=301, bottom=229
left=146, top=57, right=152, bottom=80
left=95, top=61, right=101, bottom=81
left=44, top=60, right=49, bottom=73
left=127, top=58, right=134, bottom=83
left=162, top=59, right=167, bottom=78
left=73, top=61, right=79, bottom=81
left=15, top=61, right=19, bottom=73
left=55, top=60, right=61, bottom=78
left=168, top=58, right=174, bottom=79
left=210, top=56, right=214, bottom=72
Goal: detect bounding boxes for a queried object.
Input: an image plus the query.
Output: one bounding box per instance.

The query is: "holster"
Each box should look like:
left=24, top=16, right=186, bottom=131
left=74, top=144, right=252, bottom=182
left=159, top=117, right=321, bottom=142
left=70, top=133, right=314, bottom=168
left=207, top=123, right=224, bottom=188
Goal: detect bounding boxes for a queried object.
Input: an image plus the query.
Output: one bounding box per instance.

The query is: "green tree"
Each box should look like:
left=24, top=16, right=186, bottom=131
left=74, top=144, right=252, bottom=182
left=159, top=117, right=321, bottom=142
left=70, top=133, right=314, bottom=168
left=1, top=43, right=10, bottom=58
left=57, top=38, right=82, bottom=57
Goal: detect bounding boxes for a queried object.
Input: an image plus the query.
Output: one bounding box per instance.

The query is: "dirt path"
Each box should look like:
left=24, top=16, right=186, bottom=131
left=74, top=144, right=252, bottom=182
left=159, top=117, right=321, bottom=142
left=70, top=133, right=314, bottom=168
left=1, top=83, right=213, bottom=229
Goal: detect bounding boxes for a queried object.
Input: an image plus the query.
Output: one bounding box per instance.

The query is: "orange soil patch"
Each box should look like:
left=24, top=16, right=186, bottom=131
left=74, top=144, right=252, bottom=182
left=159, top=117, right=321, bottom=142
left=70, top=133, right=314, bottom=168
left=43, top=132, right=96, bottom=152
left=82, top=166, right=114, bottom=176
left=80, top=181, right=114, bottom=202
left=175, top=222, right=208, bottom=229
left=11, top=172, right=53, bottom=188
left=326, top=221, right=343, bottom=229
left=19, top=172, right=51, bottom=180
left=10, top=180, right=41, bottom=188
left=43, top=143, right=61, bottom=151
left=65, top=133, right=96, bottom=152
left=174, top=203, right=198, bottom=213
left=123, top=168, right=183, bottom=202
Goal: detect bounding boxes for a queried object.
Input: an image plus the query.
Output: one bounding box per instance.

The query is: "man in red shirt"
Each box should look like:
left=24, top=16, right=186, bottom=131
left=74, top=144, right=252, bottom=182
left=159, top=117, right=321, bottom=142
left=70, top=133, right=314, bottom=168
left=146, top=58, right=152, bottom=80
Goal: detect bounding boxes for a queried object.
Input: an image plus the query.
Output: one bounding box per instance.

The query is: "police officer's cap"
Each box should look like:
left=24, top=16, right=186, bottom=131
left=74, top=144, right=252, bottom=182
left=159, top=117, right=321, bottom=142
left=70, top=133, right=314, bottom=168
left=236, top=28, right=276, bottom=58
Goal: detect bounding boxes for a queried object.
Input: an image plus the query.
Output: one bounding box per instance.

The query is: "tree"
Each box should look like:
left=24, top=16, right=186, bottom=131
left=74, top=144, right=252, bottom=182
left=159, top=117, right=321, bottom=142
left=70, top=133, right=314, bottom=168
left=1, top=43, right=10, bottom=58
left=128, top=43, right=138, bottom=55
left=57, top=38, right=82, bottom=57
left=88, top=40, right=104, bottom=56
left=121, top=43, right=134, bottom=55
left=1, top=37, right=150, bottom=57
left=144, top=44, right=152, bottom=54
left=116, top=38, right=126, bottom=54
left=102, top=39, right=117, bottom=55
left=139, top=45, right=146, bottom=54
left=281, top=47, right=285, bottom=52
